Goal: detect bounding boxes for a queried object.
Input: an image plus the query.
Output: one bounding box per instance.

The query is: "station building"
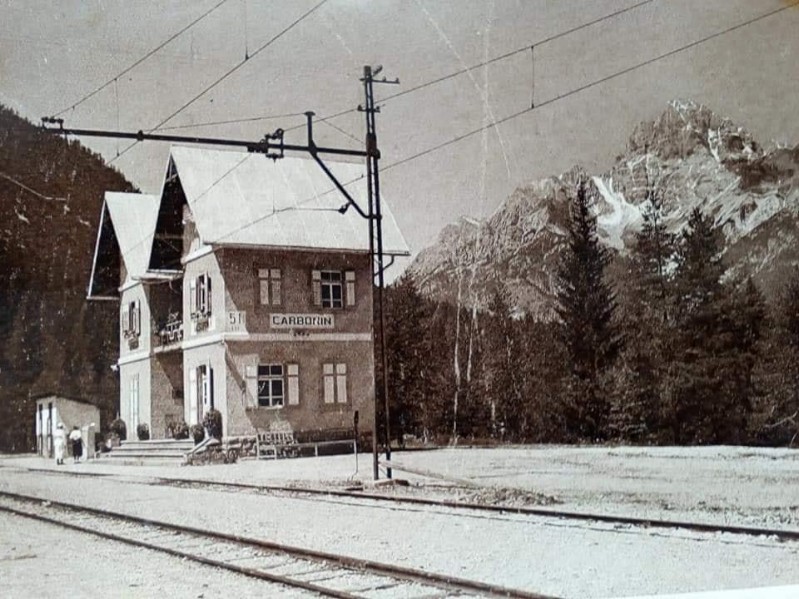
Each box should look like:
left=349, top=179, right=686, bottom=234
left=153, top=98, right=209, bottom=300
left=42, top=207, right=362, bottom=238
left=89, top=145, right=408, bottom=441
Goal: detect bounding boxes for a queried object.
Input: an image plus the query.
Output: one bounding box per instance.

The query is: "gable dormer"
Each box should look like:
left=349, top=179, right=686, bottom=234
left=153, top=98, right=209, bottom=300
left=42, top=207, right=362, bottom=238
left=88, top=192, right=159, bottom=299
left=149, top=157, right=188, bottom=272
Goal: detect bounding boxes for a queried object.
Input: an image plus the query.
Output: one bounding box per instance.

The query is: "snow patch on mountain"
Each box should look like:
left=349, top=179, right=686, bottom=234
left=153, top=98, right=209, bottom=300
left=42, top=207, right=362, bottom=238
left=409, top=100, right=799, bottom=316
left=591, top=176, right=642, bottom=250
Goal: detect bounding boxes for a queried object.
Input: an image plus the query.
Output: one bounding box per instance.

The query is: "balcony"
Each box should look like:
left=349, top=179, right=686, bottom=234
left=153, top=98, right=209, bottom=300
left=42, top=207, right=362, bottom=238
left=155, top=312, right=184, bottom=351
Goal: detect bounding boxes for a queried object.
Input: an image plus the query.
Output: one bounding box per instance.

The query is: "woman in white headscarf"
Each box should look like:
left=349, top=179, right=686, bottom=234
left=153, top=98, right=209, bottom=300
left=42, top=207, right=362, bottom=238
left=53, top=423, right=66, bottom=465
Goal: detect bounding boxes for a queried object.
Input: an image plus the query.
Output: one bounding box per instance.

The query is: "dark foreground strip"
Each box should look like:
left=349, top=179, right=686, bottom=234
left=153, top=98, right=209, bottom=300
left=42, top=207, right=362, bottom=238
left=0, top=489, right=558, bottom=599
left=8, top=464, right=799, bottom=543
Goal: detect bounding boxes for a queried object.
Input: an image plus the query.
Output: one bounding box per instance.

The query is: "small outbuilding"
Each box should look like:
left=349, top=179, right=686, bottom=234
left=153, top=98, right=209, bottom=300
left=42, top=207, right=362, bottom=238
left=35, top=395, right=101, bottom=458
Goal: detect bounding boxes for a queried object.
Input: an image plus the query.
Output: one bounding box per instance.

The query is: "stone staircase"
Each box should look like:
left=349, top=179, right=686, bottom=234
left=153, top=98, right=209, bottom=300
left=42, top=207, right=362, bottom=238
left=102, top=439, right=195, bottom=466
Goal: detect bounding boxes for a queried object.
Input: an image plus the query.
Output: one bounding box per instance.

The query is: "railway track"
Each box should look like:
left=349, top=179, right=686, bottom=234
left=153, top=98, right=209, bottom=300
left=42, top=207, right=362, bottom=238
left=5, top=464, right=799, bottom=543
left=0, top=489, right=557, bottom=599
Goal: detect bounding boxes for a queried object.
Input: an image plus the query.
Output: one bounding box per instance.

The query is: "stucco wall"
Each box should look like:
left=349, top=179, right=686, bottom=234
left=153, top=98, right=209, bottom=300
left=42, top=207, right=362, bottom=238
left=150, top=352, right=184, bottom=438
left=225, top=340, right=374, bottom=437
left=218, top=248, right=373, bottom=334
left=183, top=341, right=225, bottom=429
left=119, top=282, right=151, bottom=359
left=118, top=358, right=151, bottom=436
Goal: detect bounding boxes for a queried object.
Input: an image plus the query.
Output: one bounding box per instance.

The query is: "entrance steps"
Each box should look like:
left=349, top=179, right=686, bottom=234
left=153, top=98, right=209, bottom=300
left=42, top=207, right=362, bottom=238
left=103, top=439, right=195, bottom=466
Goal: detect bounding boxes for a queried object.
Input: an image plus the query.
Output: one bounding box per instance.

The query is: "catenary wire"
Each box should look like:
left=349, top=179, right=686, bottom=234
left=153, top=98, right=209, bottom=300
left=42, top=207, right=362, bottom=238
left=103, top=0, right=654, bottom=147
left=381, top=1, right=798, bottom=173
left=158, top=112, right=307, bottom=131
left=259, top=0, right=659, bottom=135
left=105, top=1, right=796, bottom=257
left=53, top=0, right=231, bottom=117
left=151, top=0, right=328, bottom=131
left=0, top=172, right=66, bottom=202
left=109, top=0, right=328, bottom=163
left=96, top=1, right=796, bottom=260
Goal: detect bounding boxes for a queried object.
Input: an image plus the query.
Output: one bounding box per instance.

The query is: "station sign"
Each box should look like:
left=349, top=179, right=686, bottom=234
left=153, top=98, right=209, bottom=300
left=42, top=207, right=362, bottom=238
left=270, top=313, right=335, bottom=329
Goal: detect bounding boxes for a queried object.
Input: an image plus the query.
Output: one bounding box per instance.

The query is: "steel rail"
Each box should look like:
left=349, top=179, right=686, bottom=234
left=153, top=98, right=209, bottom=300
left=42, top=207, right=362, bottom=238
left=0, top=489, right=558, bottom=599
left=7, top=465, right=799, bottom=543
left=167, top=479, right=799, bottom=542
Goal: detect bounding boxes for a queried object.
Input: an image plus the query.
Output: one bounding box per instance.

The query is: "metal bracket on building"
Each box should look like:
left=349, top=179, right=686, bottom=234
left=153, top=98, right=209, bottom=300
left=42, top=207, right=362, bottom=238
left=304, top=112, right=369, bottom=220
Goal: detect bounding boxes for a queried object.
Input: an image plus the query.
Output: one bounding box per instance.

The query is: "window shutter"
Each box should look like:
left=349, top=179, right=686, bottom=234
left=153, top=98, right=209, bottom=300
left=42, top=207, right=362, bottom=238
left=259, top=278, right=270, bottom=305
left=336, top=363, right=347, bottom=403
left=189, top=278, right=197, bottom=315
left=312, top=270, right=322, bottom=306
left=345, top=271, right=356, bottom=306
left=189, top=368, right=198, bottom=425
left=133, top=299, right=141, bottom=335
left=287, top=364, right=299, bottom=405
left=209, top=365, right=215, bottom=410
left=323, top=363, right=335, bottom=404
left=205, top=275, right=212, bottom=316
left=271, top=269, right=282, bottom=306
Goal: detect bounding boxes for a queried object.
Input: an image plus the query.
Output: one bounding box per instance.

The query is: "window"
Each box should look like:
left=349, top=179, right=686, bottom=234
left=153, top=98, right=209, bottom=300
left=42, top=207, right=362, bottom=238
left=121, top=300, right=141, bottom=338
left=190, top=273, right=212, bottom=317
left=198, top=364, right=214, bottom=412
left=190, top=273, right=212, bottom=333
left=323, top=363, right=348, bottom=404
left=258, top=268, right=282, bottom=306
left=258, top=364, right=284, bottom=407
left=312, top=270, right=355, bottom=308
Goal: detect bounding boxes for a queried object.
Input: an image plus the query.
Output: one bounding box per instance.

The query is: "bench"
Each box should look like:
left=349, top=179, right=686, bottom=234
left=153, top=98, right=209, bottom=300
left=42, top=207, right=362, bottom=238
left=255, top=430, right=357, bottom=459
left=256, top=431, right=298, bottom=460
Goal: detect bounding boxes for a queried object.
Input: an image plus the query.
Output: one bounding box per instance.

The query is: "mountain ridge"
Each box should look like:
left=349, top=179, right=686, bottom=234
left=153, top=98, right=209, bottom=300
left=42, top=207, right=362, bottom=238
left=408, top=100, right=799, bottom=317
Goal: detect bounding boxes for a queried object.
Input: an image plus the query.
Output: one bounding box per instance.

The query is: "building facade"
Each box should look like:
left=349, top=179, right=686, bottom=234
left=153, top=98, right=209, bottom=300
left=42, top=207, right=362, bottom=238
left=89, top=146, right=408, bottom=441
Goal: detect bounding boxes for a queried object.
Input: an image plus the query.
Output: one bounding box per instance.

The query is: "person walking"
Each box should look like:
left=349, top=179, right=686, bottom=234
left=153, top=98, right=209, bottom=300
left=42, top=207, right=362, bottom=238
left=69, top=426, right=82, bottom=464
left=53, top=423, right=66, bottom=465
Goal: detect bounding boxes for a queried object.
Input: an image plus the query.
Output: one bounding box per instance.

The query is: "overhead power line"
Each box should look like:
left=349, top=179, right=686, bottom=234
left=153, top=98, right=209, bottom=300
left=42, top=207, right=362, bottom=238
left=0, top=172, right=66, bottom=202
left=158, top=112, right=307, bottom=131
left=53, top=0, right=231, bottom=117
left=382, top=1, right=798, bottom=174
left=161, top=0, right=655, bottom=135
left=109, top=0, right=328, bottom=163
left=152, top=0, right=328, bottom=131
left=284, top=0, right=658, bottom=135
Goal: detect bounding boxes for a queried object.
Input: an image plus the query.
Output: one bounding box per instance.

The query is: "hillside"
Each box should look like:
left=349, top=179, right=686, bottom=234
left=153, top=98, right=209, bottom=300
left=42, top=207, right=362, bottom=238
left=0, top=106, right=135, bottom=450
left=409, top=100, right=799, bottom=317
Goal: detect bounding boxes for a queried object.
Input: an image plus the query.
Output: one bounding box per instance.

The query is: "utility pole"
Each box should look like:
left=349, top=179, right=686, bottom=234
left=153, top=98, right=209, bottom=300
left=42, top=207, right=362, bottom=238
left=360, top=65, right=398, bottom=480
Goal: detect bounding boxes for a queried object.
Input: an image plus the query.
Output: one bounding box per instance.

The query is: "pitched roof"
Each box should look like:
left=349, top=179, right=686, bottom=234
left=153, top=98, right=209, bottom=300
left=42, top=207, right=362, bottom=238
left=104, top=192, right=160, bottom=279
left=169, top=145, right=409, bottom=255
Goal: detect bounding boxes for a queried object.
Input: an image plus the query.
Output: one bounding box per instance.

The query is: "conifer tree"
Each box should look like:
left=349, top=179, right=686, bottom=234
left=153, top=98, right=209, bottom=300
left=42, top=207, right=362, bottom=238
left=382, top=274, right=430, bottom=442
left=483, top=286, right=523, bottom=440
left=610, top=181, right=675, bottom=441
left=555, top=181, right=621, bottom=440
left=663, top=207, right=757, bottom=443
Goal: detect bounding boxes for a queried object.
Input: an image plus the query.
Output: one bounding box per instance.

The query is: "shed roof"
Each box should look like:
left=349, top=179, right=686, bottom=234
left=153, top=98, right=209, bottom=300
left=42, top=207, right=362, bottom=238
left=169, top=145, right=409, bottom=255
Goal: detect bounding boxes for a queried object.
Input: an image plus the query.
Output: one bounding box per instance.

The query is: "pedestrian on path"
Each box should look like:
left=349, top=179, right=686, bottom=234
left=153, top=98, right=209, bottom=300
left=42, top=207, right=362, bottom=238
left=53, top=423, right=66, bottom=465
left=69, top=426, right=82, bottom=463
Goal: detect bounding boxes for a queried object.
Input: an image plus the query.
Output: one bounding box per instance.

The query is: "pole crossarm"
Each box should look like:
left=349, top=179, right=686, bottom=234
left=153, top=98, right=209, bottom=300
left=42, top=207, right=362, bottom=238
left=39, top=118, right=368, bottom=159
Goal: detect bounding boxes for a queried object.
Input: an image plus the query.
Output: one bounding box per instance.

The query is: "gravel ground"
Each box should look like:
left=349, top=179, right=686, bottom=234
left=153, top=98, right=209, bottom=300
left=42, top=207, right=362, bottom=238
left=0, top=463, right=797, bottom=598
left=0, top=510, right=313, bottom=598
left=6, top=444, right=797, bottom=529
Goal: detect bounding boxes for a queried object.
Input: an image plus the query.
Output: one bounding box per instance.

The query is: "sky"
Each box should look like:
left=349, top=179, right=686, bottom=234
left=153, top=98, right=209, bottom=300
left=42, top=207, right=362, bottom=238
left=2, top=0, right=799, bottom=268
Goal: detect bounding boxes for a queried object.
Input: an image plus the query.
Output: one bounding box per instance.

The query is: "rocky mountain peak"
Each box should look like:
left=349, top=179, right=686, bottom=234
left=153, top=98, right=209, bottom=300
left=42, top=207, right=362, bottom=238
left=409, top=100, right=799, bottom=317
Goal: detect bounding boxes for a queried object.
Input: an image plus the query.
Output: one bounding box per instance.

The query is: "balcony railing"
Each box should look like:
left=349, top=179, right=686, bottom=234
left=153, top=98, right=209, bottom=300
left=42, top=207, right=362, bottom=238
left=157, top=313, right=184, bottom=347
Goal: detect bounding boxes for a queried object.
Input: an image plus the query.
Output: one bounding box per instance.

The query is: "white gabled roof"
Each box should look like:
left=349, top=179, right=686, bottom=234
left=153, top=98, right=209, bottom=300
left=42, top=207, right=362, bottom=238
left=169, top=145, right=409, bottom=255
left=105, top=192, right=160, bottom=280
